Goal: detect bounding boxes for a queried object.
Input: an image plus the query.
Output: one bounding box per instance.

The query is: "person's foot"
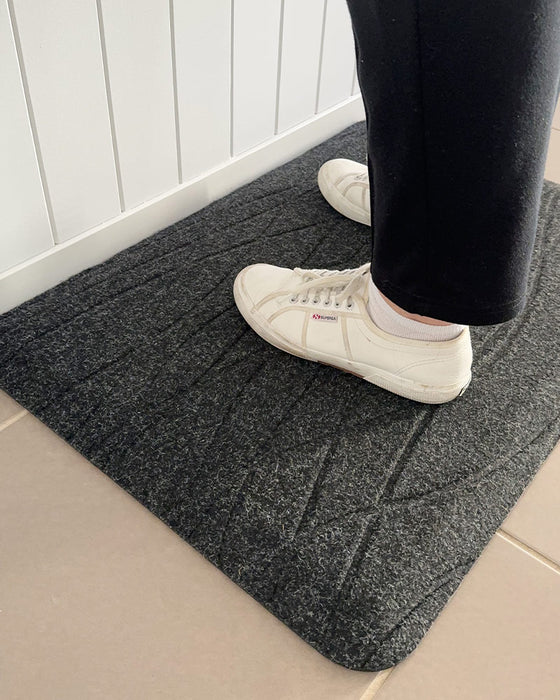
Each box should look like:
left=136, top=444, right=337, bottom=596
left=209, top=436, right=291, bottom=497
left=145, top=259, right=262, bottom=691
left=233, top=262, right=472, bottom=404
left=317, top=158, right=371, bottom=226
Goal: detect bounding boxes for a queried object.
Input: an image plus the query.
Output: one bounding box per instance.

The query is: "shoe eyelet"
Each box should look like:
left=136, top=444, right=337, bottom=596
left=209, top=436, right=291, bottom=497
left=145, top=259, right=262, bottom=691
left=324, top=300, right=330, bottom=306
left=312, top=298, right=319, bottom=304
left=289, top=296, right=298, bottom=303
left=301, top=298, right=308, bottom=304
left=347, top=303, right=353, bottom=309
left=334, top=302, right=340, bottom=308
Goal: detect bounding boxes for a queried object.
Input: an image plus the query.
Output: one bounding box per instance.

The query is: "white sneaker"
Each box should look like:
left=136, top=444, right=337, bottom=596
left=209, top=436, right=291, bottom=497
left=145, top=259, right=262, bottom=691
left=233, top=263, right=472, bottom=404
left=317, top=158, right=371, bottom=226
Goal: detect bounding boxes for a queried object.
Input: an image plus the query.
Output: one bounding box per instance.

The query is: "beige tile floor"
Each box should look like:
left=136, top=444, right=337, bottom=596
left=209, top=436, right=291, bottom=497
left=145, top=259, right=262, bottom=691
left=1, top=118, right=560, bottom=699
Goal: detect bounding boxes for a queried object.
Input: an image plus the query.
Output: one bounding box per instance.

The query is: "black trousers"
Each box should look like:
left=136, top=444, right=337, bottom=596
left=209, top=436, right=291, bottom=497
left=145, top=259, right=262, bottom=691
left=346, top=0, right=560, bottom=325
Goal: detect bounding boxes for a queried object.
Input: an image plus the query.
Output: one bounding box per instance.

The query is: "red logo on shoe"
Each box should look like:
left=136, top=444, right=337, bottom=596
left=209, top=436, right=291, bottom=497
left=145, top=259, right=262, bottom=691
left=311, top=313, right=338, bottom=322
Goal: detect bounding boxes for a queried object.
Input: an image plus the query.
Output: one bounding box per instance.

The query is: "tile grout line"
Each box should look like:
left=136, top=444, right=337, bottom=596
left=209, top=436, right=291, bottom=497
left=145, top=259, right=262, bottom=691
left=0, top=414, right=554, bottom=577
left=497, top=529, right=560, bottom=575
left=359, top=667, right=395, bottom=700
left=0, top=409, right=28, bottom=434
left=358, top=526, right=560, bottom=700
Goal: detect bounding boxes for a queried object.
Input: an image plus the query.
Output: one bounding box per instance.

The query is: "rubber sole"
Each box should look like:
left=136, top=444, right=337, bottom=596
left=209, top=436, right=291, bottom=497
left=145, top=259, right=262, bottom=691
left=234, top=271, right=471, bottom=405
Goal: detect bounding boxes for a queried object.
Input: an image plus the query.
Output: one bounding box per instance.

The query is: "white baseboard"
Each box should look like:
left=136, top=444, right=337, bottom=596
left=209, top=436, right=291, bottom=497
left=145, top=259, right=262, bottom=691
left=0, top=96, right=365, bottom=314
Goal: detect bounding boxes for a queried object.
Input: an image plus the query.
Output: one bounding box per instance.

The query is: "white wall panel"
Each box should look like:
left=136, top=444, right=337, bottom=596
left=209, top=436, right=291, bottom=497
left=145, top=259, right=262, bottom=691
left=317, top=0, right=355, bottom=113
left=1, top=1, right=364, bottom=306
left=276, top=0, right=324, bottom=133
left=232, top=0, right=282, bottom=155
left=1, top=2, right=53, bottom=273
left=174, top=2, right=231, bottom=181
left=0, top=97, right=365, bottom=314
left=10, top=0, right=120, bottom=242
left=99, top=0, right=178, bottom=208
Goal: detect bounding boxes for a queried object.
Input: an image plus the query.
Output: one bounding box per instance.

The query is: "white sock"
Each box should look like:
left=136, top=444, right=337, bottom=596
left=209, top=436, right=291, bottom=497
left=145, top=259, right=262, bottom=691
left=366, top=277, right=466, bottom=341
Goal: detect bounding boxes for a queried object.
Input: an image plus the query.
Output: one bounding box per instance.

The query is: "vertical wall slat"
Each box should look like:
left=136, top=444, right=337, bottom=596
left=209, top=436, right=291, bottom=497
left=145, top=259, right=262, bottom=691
left=232, top=0, right=282, bottom=155
left=316, top=0, right=355, bottom=113
left=352, top=65, right=360, bottom=96
left=2, top=0, right=362, bottom=280
left=276, top=0, right=324, bottom=134
left=1, top=1, right=53, bottom=273
left=173, top=2, right=231, bottom=182
left=99, top=0, right=178, bottom=210
left=10, top=0, right=120, bottom=243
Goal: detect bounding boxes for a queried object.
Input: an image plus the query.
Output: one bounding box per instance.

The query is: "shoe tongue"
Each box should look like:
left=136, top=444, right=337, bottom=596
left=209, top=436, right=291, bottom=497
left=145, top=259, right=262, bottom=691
left=319, top=265, right=365, bottom=280
left=319, top=267, right=352, bottom=278
left=296, top=264, right=370, bottom=290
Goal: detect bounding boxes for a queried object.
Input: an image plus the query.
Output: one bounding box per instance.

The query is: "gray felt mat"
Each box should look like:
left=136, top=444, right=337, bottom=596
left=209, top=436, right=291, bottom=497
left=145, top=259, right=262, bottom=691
left=1, top=121, right=559, bottom=671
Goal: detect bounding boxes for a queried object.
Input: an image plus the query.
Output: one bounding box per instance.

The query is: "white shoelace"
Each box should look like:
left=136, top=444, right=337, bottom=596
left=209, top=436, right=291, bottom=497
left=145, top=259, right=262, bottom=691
left=288, top=263, right=370, bottom=309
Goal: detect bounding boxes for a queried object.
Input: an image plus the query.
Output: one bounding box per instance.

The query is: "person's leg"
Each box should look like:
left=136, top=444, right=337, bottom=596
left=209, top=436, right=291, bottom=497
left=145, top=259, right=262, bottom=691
left=232, top=0, right=560, bottom=403
left=346, top=0, right=560, bottom=326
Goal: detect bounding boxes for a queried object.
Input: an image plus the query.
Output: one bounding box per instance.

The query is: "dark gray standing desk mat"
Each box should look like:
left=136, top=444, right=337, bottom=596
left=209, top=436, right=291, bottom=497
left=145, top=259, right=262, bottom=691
left=1, top=122, right=559, bottom=671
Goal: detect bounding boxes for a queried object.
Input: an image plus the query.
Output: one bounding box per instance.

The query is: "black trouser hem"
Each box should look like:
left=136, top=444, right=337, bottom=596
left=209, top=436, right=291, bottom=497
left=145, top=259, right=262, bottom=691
left=370, top=267, right=526, bottom=326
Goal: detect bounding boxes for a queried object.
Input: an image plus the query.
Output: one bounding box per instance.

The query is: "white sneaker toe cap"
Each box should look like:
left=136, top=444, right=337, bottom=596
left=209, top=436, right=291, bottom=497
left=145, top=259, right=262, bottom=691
left=318, top=158, right=367, bottom=186
left=317, top=158, right=371, bottom=226
left=235, top=263, right=295, bottom=308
